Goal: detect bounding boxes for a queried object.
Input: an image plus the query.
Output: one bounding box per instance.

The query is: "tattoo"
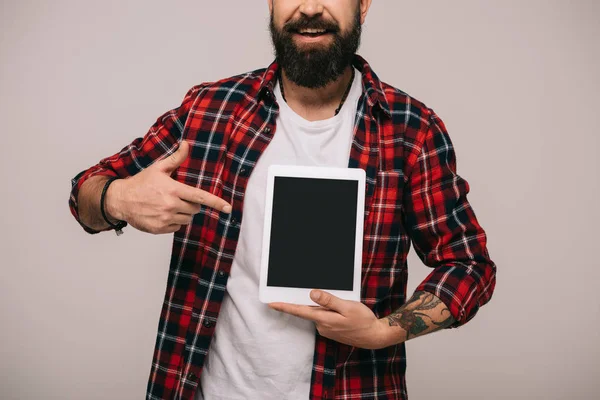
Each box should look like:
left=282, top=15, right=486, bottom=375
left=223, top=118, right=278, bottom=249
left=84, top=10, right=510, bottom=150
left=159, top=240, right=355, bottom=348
left=386, top=291, right=456, bottom=341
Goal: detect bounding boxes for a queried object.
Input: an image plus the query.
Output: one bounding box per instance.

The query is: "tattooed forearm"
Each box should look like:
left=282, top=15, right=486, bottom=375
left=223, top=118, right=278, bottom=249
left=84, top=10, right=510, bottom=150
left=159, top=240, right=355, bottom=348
left=386, top=291, right=456, bottom=342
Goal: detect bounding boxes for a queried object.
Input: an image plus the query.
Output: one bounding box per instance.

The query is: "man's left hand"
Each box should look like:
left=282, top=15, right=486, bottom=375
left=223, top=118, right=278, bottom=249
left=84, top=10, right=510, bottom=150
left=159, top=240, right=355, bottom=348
left=268, top=290, right=392, bottom=350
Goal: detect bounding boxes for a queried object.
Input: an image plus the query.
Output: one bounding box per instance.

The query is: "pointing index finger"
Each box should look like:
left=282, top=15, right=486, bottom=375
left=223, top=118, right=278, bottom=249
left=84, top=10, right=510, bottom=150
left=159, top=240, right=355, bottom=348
left=173, top=181, right=232, bottom=213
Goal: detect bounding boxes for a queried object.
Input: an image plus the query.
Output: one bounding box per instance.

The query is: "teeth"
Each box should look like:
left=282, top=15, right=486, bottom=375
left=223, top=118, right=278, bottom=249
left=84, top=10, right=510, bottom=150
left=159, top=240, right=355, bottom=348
left=299, top=28, right=326, bottom=34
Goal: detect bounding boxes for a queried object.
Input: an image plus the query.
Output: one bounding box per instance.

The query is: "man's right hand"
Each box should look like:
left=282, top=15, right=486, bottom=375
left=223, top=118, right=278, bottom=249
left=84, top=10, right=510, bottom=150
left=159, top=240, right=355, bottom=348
left=105, top=140, right=232, bottom=235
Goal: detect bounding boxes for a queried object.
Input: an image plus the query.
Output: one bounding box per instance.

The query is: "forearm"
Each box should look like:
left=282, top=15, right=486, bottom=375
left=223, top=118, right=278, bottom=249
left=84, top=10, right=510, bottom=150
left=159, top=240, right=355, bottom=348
left=379, top=291, right=456, bottom=347
left=77, top=175, right=124, bottom=232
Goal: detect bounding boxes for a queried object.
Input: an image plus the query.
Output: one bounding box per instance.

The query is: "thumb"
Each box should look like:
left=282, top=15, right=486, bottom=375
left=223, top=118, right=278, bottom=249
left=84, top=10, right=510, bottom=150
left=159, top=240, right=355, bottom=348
left=156, top=140, right=189, bottom=173
left=310, top=290, right=348, bottom=314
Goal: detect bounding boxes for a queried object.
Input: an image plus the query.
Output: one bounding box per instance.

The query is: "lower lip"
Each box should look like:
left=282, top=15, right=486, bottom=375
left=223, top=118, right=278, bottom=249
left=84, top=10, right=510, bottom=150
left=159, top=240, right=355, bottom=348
left=293, top=32, right=333, bottom=43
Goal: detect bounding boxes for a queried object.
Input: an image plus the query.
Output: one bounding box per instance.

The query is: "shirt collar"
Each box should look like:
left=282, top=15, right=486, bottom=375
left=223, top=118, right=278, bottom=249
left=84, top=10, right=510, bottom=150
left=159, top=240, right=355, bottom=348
left=257, top=54, right=391, bottom=117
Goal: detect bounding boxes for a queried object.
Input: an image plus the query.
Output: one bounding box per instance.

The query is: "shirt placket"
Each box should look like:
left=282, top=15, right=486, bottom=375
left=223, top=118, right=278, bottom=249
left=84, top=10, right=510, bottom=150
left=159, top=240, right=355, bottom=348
left=308, top=93, right=381, bottom=400
left=178, top=94, right=280, bottom=399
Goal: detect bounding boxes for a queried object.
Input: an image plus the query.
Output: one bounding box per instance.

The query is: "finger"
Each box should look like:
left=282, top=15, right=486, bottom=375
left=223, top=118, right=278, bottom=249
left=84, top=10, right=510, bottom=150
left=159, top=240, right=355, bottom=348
left=171, top=213, right=194, bottom=226
left=269, top=302, right=331, bottom=322
left=155, top=140, right=189, bottom=174
left=164, top=224, right=182, bottom=233
left=310, top=290, right=351, bottom=315
left=173, top=182, right=232, bottom=213
left=173, top=198, right=202, bottom=215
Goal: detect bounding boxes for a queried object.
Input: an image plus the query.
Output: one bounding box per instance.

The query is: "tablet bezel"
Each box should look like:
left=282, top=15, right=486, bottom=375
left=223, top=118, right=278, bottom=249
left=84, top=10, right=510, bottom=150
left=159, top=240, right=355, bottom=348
left=258, top=165, right=365, bottom=306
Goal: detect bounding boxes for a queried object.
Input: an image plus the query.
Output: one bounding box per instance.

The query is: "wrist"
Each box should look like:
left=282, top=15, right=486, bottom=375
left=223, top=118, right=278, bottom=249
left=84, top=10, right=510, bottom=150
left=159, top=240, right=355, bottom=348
left=377, top=317, right=404, bottom=348
left=104, top=178, right=127, bottom=223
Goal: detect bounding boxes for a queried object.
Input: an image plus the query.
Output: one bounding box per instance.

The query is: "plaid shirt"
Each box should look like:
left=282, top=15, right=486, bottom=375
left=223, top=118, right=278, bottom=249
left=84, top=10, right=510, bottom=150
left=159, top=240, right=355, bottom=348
left=69, top=54, right=496, bottom=400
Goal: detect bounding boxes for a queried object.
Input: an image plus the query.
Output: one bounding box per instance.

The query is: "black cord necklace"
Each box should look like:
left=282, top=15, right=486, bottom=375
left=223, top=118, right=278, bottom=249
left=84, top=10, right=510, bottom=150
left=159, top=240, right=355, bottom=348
left=279, top=68, right=355, bottom=116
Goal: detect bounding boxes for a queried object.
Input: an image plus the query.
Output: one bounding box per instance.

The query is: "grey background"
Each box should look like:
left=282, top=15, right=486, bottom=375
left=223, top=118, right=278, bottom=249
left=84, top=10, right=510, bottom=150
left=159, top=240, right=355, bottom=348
left=1, top=0, right=599, bottom=399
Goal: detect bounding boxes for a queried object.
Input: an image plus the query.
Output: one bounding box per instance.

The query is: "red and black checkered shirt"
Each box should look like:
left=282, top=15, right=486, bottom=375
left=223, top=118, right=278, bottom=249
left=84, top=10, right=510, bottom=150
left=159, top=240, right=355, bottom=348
left=69, top=54, right=496, bottom=400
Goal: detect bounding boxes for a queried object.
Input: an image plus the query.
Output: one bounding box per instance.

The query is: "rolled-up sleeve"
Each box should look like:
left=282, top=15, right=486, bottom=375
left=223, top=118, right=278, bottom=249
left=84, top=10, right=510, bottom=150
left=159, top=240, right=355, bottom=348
left=68, top=85, right=202, bottom=234
left=404, top=109, right=496, bottom=328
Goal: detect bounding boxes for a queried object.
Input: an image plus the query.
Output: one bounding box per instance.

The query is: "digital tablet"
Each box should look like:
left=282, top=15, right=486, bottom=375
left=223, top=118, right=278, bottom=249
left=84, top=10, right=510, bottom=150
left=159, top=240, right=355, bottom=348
left=258, top=165, right=366, bottom=306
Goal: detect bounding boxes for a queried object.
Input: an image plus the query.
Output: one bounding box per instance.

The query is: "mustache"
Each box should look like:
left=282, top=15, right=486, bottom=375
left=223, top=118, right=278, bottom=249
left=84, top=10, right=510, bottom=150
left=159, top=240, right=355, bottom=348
left=283, top=16, right=340, bottom=33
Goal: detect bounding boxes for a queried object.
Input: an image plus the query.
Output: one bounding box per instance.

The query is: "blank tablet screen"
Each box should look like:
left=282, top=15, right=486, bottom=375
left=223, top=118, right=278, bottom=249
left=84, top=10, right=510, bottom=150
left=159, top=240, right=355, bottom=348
left=266, top=176, right=358, bottom=291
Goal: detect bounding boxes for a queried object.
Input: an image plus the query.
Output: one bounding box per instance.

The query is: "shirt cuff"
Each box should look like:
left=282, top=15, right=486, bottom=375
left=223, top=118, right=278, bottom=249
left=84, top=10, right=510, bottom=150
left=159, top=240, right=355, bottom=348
left=415, top=264, right=480, bottom=328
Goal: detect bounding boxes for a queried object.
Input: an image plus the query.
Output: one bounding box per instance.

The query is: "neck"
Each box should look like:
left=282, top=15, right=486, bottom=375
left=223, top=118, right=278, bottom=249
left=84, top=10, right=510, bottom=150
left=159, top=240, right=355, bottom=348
left=279, top=66, right=354, bottom=117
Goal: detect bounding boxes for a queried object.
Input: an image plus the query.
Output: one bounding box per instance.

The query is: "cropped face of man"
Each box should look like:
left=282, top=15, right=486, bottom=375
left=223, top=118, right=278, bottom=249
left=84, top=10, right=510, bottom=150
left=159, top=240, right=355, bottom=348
left=268, top=0, right=371, bottom=88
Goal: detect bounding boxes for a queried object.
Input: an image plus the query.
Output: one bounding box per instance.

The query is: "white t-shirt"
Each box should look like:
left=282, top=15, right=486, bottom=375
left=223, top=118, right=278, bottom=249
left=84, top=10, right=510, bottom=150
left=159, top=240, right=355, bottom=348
left=197, top=68, right=363, bottom=400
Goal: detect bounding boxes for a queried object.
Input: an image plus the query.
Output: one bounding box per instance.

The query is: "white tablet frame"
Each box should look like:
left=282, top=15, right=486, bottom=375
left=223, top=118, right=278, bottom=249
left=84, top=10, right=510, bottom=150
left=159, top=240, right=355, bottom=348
left=258, top=164, right=366, bottom=306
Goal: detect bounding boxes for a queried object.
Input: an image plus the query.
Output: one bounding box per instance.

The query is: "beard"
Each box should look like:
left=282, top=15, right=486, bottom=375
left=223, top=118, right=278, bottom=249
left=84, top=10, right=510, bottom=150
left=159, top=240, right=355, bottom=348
left=269, top=9, right=362, bottom=88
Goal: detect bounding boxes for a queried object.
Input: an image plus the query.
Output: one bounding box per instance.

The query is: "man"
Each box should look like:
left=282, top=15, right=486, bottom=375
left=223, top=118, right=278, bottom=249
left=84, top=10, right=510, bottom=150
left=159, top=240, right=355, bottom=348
left=69, top=1, right=496, bottom=399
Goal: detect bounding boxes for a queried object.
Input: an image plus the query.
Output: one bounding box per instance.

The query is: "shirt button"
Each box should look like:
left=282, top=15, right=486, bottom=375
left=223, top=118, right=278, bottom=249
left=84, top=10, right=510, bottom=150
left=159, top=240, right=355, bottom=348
left=231, top=217, right=237, bottom=225
left=188, top=372, right=196, bottom=380
left=203, top=319, right=214, bottom=328
left=264, top=127, right=272, bottom=134
left=218, top=270, right=226, bottom=278
left=240, top=167, right=248, bottom=176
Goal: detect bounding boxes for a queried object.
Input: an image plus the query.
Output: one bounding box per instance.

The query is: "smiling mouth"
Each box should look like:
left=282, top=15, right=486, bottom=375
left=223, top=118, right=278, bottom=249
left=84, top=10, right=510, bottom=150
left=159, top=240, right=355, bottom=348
left=293, top=28, right=334, bottom=38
